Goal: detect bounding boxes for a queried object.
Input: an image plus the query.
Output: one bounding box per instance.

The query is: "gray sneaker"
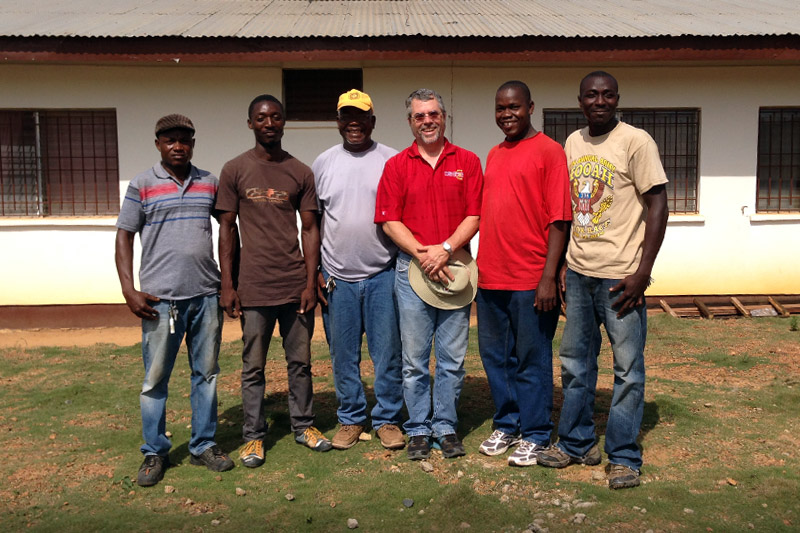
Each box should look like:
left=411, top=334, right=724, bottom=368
left=479, top=430, right=521, bottom=456
left=507, top=440, right=546, bottom=466
left=607, top=463, right=641, bottom=489
left=537, top=444, right=601, bottom=468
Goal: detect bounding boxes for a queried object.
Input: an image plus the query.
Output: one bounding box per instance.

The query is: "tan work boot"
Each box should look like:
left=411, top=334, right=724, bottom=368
left=376, top=424, right=406, bottom=450
left=332, top=424, right=365, bottom=450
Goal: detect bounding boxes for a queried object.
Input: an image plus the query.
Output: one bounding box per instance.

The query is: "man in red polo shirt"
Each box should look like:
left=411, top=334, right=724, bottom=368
left=375, top=88, right=484, bottom=460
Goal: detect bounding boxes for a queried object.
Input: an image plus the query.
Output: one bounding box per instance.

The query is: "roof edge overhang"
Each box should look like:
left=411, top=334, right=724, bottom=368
left=1, top=35, right=799, bottom=66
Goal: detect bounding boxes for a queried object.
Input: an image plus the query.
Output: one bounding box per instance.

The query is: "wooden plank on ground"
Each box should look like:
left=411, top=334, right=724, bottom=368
left=768, top=296, right=790, bottom=317
left=694, top=297, right=714, bottom=319
left=659, top=299, right=680, bottom=318
left=730, top=297, right=750, bottom=317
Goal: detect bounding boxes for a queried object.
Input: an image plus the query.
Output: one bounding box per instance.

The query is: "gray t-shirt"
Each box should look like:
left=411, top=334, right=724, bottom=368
left=116, top=163, right=220, bottom=300
left=312, top=142, right=399, bottom=282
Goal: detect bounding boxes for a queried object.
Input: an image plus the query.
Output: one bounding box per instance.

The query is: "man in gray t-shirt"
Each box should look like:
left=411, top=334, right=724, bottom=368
left=115, top=114, right=234, bottom=487
left=313, top=89, right=405, bottom=451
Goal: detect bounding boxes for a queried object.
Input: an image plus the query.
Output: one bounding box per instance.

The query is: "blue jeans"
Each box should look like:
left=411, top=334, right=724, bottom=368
left=395, top=253, right=470, bottom=438
left=477, top=288, right=559, bottom=445
left=321, top=266, right=403, bottom=428
left=556, top=268, right=647, bottom=470
left=140, top=294, right=222, bottom=457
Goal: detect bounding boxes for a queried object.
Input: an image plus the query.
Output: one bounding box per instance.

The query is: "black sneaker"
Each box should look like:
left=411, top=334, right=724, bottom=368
left=437, top=434, right=466, bottom=458
left=407, top=435, right=431, bottom=460
left=137, top=454, right=169, bottom=487
left=190, top=445, right=234, bottom=472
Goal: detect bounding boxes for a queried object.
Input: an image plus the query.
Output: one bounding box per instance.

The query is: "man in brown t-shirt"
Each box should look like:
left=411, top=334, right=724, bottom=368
left=216, top=94, right=332, bottom=468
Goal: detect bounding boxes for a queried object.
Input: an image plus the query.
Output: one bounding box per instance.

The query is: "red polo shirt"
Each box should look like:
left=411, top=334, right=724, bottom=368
left=375, top=139, right=483, bottom=246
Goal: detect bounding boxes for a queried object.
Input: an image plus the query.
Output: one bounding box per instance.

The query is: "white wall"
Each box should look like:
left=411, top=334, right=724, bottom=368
left=0, top=62, right=798, bottom=305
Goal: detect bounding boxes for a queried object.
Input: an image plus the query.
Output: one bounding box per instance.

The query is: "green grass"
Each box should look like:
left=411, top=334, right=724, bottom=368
left=1, top=315, right=799, bottom=531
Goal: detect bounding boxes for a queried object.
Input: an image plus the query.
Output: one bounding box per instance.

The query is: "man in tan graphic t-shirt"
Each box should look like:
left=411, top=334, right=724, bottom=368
left=537, top=71, right=668, bottom=491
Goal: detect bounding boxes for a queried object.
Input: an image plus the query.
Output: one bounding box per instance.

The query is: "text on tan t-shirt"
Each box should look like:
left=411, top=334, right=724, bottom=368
left=565, top=122, right=668, bottom=279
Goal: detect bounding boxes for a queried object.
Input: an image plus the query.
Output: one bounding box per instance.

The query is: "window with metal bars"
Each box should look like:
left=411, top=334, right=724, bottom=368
left=0, top=109, right=120, bottom=216
left=757, top=108, right=800, bottom=213
left=283, top=69, right=363, bottom=121
left=543, top=108, right=700, bottom=213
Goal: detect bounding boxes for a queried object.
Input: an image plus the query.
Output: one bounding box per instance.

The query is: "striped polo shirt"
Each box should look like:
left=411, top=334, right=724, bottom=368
left=116, top=162, right=220, bottom=300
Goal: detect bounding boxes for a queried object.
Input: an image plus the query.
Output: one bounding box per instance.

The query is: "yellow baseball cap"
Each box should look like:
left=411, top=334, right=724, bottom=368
left=337, top=89, right=373, bottom=112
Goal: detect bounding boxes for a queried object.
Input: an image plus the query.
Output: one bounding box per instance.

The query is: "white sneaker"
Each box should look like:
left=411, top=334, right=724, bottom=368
left=508, top=440, right=546, bottom=466
left=479, top=430, right=521, bottom=456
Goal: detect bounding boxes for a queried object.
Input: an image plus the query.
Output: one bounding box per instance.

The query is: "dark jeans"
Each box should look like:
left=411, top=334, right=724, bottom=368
left=477, top=288, right=559, bottom=445
left=240, top=304, right=315, bottom=440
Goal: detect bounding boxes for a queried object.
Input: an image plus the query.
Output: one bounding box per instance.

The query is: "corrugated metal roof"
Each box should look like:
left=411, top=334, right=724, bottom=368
left=0, top=0, right=797, bottom=39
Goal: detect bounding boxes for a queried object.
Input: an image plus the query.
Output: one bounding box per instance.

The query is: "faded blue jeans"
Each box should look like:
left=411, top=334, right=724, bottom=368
left=395, top=253, right=470, bottom=438
left=556, top=268, right=647, bottom=470
left=140, top=294, right=222, bottom=457
left=477, top=288, right=559, bottom=446
left=321, top=266, right=403, bottom=429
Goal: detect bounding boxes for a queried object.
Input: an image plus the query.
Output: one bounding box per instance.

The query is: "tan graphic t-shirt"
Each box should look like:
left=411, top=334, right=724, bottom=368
left=564, top=122, right=668, bottom=278
left=216, top=149, right=318, bottom=307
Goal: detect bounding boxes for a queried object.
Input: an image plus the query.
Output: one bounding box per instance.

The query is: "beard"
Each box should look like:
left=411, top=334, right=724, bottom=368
left=416, top=125, right=442, bottom=145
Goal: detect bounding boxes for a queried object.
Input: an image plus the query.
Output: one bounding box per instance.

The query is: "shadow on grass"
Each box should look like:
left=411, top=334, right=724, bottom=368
left=167, top=353, right=660, bottom=463
left=168, top=388, right=341, bottom=464
left=460, top=376, right=660, bottom=448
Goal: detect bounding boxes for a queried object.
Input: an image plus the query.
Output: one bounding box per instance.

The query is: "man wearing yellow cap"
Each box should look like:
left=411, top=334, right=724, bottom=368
left=312, top=89, right=405, bottom=451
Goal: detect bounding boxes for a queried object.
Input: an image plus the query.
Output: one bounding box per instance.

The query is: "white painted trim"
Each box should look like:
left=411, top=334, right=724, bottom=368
left=0, top=217, right=117, bottom=227
left=749, top=213, right=800, bottom=222
left=667, top=214, right=705, bottom=224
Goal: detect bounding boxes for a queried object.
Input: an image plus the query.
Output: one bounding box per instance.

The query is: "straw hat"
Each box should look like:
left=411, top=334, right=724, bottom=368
left=408, top=249, right=478, bottom=310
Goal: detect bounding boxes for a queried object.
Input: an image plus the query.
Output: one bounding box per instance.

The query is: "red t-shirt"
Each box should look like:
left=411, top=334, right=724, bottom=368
left=476, top=133, right=572, bottom=290
left=374, top=139, right=483, bottom=246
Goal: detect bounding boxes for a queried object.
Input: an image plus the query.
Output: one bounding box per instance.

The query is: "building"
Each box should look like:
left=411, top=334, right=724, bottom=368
left=1, top=1, right=798, bottom=325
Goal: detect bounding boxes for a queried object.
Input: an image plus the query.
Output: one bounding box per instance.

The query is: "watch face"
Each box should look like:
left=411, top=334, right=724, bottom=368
left=443, top=242, right=452, bottom=253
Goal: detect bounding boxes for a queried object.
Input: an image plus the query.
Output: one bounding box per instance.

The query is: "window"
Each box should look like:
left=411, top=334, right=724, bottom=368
left=283, top=69, right=363, bottom=121
left=0, top=109, right=119, bottom=216
left=757, top=108, right=800, bottom=212
left=543, top=108, right=700, bottom=213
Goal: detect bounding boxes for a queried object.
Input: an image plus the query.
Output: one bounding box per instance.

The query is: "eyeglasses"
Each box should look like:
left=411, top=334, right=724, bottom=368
left=410, top=110, right=443, bottom=123
left=337, top=111, right=372, bottom=122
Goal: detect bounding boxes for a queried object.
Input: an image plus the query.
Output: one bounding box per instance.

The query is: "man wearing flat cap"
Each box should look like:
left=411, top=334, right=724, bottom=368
left=312, top=89, right=405, bottom=451
left=115, top=114, right=234, bottom=487
left=375, top=88, right=484, bottom=460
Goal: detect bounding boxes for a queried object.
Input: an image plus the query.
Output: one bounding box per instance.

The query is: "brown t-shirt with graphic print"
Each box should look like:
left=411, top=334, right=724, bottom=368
left=216, top=149, right=318, bottom=307
left=564, top=122, right=668, bottom=279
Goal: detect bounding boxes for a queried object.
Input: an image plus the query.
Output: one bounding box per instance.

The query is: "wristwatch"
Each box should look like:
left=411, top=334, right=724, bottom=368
left=442, top=241, right=453, bottom=255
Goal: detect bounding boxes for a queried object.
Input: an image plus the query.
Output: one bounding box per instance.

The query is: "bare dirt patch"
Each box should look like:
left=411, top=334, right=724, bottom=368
left=0, top=316, right=329, bottom=349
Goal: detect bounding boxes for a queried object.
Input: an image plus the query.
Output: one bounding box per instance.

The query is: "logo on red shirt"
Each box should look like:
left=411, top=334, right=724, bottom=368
left=444, top=169, right=464, bottom=180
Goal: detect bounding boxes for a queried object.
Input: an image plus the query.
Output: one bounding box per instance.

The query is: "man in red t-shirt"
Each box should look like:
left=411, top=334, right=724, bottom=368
left=375, top=88, right=483, bottom=460
left=475, top=81, right=571, bottom=466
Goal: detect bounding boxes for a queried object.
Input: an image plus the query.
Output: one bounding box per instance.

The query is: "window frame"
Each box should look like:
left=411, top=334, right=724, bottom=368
left=756, top=107, right=800, bottom=213
left=282, top=69, right=364, bottom=122
left=0, top=108, right=120, bottom=217
left=543, top=107, right=701, bottom=214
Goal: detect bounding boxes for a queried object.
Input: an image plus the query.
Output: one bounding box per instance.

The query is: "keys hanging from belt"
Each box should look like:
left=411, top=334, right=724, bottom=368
left=168, top=302, right=178, bottom=334
left=326, top=276, right=336, bottom=293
